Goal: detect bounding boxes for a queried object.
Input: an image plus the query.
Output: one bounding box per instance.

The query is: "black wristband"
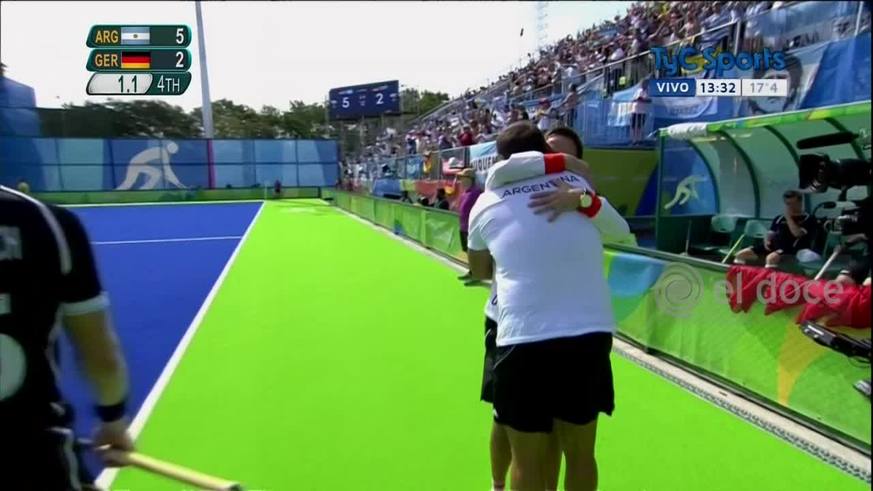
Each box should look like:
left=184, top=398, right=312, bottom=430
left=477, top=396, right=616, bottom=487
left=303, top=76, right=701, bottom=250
left=95, top=400, right=127, bottom=422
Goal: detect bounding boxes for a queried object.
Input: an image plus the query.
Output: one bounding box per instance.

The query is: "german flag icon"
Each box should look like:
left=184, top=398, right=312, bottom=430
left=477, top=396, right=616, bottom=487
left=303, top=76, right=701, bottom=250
left=121, top=52, right=150, bottom=69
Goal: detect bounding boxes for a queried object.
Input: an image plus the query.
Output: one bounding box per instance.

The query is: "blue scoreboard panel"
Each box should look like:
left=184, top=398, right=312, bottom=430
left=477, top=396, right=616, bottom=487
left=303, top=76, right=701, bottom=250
left=328, top=80, right=400, bottom=120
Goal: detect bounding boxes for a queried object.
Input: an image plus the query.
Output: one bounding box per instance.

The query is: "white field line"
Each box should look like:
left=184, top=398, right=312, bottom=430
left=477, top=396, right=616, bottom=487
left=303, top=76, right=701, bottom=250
left=95, top=202, right=265, bottom=489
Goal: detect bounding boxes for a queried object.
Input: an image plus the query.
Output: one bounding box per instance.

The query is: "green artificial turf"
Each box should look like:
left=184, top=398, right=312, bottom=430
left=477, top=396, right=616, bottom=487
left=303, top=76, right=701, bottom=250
left=111, top=200, right=866, bottom=491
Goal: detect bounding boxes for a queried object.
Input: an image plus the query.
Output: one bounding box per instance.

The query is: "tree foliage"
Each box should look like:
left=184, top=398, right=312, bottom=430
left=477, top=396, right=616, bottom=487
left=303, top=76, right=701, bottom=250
left=41, top=88, right=448, bottom=141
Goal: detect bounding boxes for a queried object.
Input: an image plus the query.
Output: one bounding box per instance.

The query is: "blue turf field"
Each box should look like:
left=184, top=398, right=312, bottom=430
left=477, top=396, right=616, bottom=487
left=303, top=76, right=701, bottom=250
left=58, top=202, right=261, bottom=475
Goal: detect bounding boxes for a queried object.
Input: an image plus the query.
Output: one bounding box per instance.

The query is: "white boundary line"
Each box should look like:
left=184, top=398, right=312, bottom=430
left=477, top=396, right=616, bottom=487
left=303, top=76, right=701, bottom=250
left=96, top=202, right=265, bottom=489
left=332, top=206, right=872, bottom=481
left=92, top=235, right=243, bottom=246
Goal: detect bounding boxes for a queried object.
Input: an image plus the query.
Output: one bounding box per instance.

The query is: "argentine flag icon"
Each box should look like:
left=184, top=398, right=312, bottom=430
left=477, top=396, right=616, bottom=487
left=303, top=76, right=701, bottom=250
left=121, top=27, right=150, bottom=45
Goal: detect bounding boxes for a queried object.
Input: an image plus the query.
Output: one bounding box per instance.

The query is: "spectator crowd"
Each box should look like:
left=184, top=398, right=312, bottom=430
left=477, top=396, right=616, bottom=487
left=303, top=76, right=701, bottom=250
left=343, top=1, right=787, bottom=180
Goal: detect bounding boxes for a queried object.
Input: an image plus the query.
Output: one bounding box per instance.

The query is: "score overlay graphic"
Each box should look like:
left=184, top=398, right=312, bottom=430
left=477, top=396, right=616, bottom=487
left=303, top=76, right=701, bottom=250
left=86, top=25, right=192, bottom=96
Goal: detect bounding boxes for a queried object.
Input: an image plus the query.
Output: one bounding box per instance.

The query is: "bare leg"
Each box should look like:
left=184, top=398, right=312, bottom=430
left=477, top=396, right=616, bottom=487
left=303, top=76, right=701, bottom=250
left=491, top=421, right=512, bottom=489
left=765, top=251, right=782, bottom=268
left=506, top=427, right=549, bottom=491
left=555, top=418, right=599, bottom=491
left=733, top=247, right=758, bottom=265
left=544, top=431, right=562, bottom=490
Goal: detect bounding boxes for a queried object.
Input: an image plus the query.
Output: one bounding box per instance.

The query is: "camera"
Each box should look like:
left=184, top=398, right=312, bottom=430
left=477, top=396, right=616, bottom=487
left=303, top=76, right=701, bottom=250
left=824, top=196, right=872, bottom=238
left=800, top=321, right=871, bottom=399
left=796, top=130, right=871, bottom=201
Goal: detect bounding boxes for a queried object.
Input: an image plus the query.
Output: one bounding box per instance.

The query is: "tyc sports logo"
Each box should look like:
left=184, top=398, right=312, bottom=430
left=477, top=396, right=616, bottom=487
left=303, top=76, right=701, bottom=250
left=651, top=46, right=786, bottom=78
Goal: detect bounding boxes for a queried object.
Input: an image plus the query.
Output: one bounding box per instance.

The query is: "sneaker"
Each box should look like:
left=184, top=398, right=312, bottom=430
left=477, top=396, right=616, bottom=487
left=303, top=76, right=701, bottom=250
left=458, top=271, right=472, bottom=280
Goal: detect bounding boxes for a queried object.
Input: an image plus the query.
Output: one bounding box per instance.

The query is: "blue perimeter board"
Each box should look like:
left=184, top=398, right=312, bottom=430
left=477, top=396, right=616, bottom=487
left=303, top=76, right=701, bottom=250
left=57, top=202, right=261, bottom=476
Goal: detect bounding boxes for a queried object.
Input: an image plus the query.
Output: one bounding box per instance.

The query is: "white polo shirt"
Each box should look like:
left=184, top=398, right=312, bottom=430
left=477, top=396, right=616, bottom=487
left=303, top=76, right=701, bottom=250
left=485, top=281, right=498, bottom=320
left=468, top=171, right=615, bottom=347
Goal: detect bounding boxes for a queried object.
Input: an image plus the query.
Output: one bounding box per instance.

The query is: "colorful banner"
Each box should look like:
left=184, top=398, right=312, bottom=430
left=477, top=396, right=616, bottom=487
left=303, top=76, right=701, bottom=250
left=332, top=190, right=872, bottom=446
left=743, top=0, right=860, bottom=52
left=468, top=141, right=498, bottom=186
left=734, top=42, right=825, bottom=116
left=0, top=137, right=339, bottom=192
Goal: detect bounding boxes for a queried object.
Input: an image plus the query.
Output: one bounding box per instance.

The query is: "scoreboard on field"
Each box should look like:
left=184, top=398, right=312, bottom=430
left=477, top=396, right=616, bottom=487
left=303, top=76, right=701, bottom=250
left=85, top=25, right=192, bottom=96
left=328, top=80, right=400, bottom=120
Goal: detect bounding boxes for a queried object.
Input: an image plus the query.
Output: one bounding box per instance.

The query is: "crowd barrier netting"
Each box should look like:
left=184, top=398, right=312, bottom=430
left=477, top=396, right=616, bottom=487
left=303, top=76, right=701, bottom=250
left=0, top=137, right=339, bottom=192
left=329, top=189, right=871, bottom=449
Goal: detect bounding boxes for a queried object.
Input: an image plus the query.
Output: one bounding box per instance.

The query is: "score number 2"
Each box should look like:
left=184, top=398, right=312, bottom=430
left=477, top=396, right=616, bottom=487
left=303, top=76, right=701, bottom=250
left=338, top=92, right=384, bottom=109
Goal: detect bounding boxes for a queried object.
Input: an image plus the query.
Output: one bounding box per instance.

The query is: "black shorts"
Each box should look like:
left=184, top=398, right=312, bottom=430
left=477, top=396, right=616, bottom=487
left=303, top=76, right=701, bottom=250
left=751, top=241, right=802, bottom=256
left=4, top=426, right=95, bottom=490
left=460, top=230, right=469, bottom=252
left=480, top=316, right=498, bottom=403
left=493, top=332, right=614, bottom=433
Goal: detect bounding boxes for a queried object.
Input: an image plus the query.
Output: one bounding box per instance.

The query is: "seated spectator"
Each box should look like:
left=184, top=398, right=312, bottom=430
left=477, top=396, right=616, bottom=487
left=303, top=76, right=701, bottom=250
left=439, top=131, right=454, bottom=150
left=734, top=190, right=822, bottom=269
left=434, top=188, right=450, bottom=210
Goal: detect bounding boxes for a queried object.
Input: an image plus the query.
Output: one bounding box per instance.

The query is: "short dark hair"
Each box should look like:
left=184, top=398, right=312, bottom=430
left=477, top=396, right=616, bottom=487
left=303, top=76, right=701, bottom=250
left=497, top=121, right=549, bottom=159
left=783, top=190, right=802, bottom=201
left=545, top=127, right=584, bottom=158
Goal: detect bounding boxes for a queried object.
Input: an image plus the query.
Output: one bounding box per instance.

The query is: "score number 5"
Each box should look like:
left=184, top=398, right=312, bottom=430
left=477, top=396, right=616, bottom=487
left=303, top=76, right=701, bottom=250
left=340, top=94, right=383, bottom=108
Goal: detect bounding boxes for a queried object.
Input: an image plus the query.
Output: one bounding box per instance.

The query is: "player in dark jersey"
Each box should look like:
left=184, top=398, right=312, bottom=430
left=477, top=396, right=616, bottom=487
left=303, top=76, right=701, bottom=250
left=0, top=185, right=134, bottom=490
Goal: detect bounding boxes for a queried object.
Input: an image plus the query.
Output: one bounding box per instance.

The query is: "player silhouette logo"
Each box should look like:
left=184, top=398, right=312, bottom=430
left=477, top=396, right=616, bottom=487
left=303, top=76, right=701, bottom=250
left=116, top=141, right=186, bottom=190
left=664, top=175, right=706, bottom=210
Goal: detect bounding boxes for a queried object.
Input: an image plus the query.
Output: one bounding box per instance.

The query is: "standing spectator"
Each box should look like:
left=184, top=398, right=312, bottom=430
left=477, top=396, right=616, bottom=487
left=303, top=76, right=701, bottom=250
left=630, top=78, right=652, bottom=145
left=535, top=99, right=557, bottom=132
left=561, top=84, right=579, bottom=127
left=455, top=168, right=483, bottom=284
left=458, top=125, right=476, bottom=147
left=563, top=63, right=578, bottom=93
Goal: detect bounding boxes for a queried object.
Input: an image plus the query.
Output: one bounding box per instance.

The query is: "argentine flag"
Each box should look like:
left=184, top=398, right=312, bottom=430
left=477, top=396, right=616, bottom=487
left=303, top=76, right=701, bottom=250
left=121, top=27, right=150, bottom=45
